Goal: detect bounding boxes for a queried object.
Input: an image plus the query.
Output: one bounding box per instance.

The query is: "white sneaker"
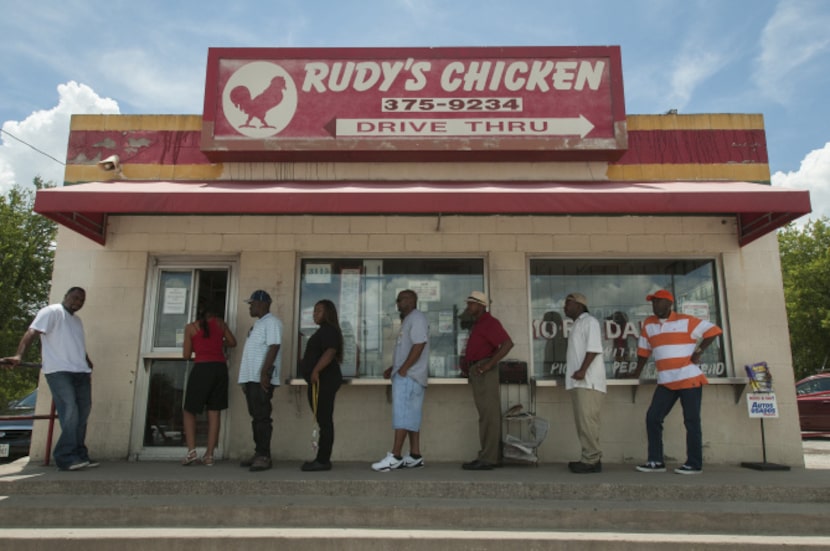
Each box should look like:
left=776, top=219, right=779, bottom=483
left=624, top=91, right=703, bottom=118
left=371, top=452, right=403, bottom=472
left=402, top=455, right=424, bottom=468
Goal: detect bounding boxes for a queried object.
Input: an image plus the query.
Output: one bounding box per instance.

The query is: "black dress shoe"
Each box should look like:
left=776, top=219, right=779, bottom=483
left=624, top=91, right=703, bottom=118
left=462, top=459, right=495, bottom=471
left=301, top=460, right=332, bottom=472
left=568, top=461, right=602, bottom=474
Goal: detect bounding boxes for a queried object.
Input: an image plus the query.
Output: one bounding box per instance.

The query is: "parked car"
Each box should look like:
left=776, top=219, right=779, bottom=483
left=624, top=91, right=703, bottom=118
left=796, top=373, right=830, bottom=434
left=0, top=389, right=36, bottom=460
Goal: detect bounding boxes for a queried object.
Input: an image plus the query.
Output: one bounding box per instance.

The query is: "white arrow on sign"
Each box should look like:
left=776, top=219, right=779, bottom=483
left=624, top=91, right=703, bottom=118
left=335, top=115, right=595, bottom=138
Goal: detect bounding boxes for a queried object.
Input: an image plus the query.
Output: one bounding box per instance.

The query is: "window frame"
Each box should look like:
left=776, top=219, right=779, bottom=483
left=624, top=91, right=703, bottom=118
left=293, top=254, right=488, bottom=381
left=526, top=254, right=733, bottom=381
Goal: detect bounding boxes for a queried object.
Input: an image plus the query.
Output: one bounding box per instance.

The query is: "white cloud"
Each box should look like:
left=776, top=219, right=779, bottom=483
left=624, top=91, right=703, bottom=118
left=667, top=49, right=727, bottom=110
left=754, top=1, right=830, bottom=105
left=772, top=142, right=830, bottom=223
left=0, top=82, right=119, bottom=195
left=95, top=48, right=204, bottom=114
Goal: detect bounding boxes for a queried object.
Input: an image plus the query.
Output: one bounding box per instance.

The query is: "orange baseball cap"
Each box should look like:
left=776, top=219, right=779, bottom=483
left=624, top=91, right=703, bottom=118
left=646, top=289, right=674, bottom=302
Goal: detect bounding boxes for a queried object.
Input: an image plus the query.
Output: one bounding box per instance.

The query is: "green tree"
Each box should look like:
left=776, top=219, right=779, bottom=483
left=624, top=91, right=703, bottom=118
left=779, top=217, right=830, bottom=381
left=0, top=178, right=57, bottom=405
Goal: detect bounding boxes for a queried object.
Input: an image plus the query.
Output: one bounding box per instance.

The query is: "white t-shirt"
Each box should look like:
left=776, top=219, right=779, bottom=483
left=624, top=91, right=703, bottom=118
left=30, top=303, right=90, bottom=375
left=238, top=312, right=283, bottom=386
left=393, top=309, right=430, bottom=387
left=565, top=312, right=606, bottom=393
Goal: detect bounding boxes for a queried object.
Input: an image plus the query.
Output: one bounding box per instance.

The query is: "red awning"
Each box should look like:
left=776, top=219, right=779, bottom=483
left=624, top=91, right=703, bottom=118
left=34, top=180, right=810, bottom=246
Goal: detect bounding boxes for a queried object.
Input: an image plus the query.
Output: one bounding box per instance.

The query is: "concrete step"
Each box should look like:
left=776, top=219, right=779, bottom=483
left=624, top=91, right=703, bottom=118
left=2, top=459, right=829, bottom=548
left=1, top=528, right=830, bottom=551
left=0, top=493, right=828, bottom=535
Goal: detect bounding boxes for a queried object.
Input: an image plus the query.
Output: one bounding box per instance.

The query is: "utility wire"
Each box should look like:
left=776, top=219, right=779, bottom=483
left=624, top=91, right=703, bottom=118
left=0, top=128, right=65, bottom=166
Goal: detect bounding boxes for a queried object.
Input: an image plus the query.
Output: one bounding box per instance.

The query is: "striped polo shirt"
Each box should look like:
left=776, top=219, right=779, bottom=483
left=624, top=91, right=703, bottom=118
left=637, top=311, right=722, bottom=390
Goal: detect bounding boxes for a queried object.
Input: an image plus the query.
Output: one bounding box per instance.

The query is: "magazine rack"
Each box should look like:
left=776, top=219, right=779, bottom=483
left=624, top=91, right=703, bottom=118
left=740, top=362, right=790, bottom=471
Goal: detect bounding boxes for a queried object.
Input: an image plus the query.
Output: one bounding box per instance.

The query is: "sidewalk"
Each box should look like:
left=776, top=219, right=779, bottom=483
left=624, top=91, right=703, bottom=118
left=2, top=456, right=829, bottom=498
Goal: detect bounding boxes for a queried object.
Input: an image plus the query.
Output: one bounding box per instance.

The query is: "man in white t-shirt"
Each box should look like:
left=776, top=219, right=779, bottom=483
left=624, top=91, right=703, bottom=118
left=564, top=292, right=606, bottom=474
left=2, top=287, right=97, bottom=471
left=237, top=290, right=282, bottom=472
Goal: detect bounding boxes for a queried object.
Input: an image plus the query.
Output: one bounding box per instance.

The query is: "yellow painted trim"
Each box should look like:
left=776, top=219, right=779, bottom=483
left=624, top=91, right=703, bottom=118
left=70, top=115, right=203, bottom=131
left=607, top=163, right=771, bottom=182
left=627, top=114, right=765, bottom=131
left=65, top=163, right=225, bottom=182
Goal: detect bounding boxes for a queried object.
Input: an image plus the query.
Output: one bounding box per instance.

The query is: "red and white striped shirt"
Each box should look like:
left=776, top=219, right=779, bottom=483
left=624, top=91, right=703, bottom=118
left=637, top=312, right=722, bottom=390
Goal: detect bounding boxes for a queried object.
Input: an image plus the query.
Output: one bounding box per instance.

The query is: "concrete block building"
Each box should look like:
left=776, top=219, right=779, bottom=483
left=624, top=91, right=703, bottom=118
left=30, top=46, right=810, bottom=466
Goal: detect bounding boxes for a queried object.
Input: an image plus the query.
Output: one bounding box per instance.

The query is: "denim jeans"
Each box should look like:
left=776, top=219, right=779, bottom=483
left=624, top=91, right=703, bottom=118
left=645, top=384, right=703, bottom=469
left=45, top=371, right=92, bottom=469
left=243, top=382, right=274, bottom=458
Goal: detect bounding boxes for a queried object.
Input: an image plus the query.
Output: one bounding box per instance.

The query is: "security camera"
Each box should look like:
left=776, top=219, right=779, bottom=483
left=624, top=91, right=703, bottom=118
left=97, top=154, right=121, bottom=172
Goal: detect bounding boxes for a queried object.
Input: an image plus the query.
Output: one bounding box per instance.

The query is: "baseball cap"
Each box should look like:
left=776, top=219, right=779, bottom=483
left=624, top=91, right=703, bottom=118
left=646, top=289, right=674, bottom=302
left=466, top=291, right=488, bottom=306
left=565, top=292, right=589, bottom=309
left=245, top=290, right=272, bottom=303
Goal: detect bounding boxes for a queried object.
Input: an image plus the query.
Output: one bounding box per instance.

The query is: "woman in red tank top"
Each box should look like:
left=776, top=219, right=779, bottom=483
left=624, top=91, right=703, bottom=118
left=181, top=303, right=237, bottom=465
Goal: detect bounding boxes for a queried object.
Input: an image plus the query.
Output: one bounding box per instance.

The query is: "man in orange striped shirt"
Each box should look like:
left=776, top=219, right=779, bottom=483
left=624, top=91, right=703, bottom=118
left=632, top=289, right=722, bottom=475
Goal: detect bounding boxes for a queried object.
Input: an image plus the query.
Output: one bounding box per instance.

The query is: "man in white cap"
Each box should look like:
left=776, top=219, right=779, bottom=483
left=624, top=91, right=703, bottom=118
left=563, top=292, right=606, bottom=474
left=461, top=291, right=513, bottom=470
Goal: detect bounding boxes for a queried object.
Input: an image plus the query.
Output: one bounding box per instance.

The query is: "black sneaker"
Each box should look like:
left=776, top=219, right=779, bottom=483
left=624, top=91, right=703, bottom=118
left=301, top=460, right=332, bottom=472
left=635, top=461, right=666, bottom=473
left=569, top=461, right=602, bottom=474
left=674, top=464, right=702, bottom=475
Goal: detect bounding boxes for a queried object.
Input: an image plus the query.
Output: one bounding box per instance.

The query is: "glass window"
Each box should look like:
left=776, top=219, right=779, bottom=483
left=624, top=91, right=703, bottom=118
left=529, top=259, right=727, bottom=380
left=298, top=258, right=484, bottom=379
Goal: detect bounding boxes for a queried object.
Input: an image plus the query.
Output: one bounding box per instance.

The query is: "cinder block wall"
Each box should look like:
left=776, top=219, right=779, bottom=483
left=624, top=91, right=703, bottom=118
left=29, top=214, right=803, bottom=467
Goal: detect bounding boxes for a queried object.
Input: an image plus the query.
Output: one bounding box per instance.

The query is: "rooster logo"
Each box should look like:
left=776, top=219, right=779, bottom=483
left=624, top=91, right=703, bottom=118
left=230, top=76, right=286, bottom=128
left=222, top=62, right=297, bottom=138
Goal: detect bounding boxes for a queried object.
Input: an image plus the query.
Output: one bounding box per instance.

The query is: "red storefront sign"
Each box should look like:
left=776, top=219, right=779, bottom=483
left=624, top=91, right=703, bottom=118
left=201, top=46, right=627, bottom=161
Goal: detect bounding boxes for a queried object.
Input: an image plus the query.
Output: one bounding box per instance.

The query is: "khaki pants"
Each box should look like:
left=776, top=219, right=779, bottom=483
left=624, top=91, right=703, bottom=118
left=469, top=367, right=501, bottom=464
left=570, top=387, right=604, bottom=464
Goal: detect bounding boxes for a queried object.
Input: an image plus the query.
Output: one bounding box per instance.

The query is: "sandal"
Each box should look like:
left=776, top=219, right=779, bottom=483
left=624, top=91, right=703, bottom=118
left=202, top=455, right=215, bottom=467
left=182, top=449, right=199, bottom=466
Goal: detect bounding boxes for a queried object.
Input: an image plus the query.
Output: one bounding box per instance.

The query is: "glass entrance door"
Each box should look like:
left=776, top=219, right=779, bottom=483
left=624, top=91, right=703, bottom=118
left=131, top=263, right=236, bottom=460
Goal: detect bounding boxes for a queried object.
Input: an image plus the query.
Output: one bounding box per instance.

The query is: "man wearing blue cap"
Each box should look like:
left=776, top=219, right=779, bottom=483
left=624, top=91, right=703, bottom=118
left=238, top=290, right=283, bottom=472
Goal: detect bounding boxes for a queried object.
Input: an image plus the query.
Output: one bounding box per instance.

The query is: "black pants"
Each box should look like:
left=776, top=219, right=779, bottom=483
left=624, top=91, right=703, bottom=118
left=243, top=382, right=274, bottom=458
left=307, top=367, right=342, bottom=463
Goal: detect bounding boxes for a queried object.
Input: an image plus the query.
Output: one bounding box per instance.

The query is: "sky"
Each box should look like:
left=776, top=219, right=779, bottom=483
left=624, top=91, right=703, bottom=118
left=1, top=0, right=828, bottom=222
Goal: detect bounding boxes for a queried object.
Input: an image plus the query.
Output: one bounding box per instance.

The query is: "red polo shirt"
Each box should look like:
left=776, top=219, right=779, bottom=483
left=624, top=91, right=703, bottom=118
left=464, top=312, right=511, bottom=363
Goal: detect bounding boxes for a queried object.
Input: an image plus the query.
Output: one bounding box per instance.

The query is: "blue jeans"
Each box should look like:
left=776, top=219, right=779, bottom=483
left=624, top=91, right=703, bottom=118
left=645, top=384, right=703, bottom=469
left=45, top=371, right=92, bottom=469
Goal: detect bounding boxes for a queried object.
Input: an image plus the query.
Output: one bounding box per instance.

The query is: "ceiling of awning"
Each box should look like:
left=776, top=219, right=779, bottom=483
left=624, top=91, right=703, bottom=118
left=34, top=180, right=811, bottom=247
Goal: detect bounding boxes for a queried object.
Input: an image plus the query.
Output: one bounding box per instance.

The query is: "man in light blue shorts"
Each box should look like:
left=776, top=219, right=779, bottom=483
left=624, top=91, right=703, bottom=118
left=372, top=289, right=430, bottom=472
